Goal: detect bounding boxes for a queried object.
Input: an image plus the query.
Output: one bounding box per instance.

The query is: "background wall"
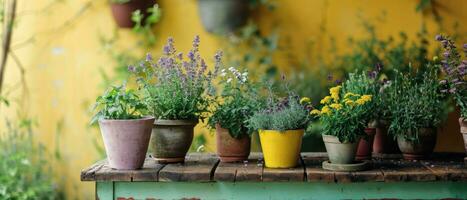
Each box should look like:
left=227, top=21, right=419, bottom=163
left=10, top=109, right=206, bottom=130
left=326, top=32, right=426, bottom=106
left=1, top=0, right=466, bottom=199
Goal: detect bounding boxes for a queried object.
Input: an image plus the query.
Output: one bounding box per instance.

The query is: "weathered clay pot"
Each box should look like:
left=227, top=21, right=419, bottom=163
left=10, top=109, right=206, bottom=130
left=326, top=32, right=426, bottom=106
left=323, top=135, right=358, bottom=164
left=459, top=118, right=467, bottom=155
left=198, top=0, right=249, bottom=35
left=151, top=120, right=197, bottom=163
left=356, top=128, right=376, bottom=160
left=99, top=117, right=155, bottom=169
left=397, top=128, right=437, bottom=160
left=216, top=124, right=251, bottom=162
left=373, top=120, right=399, bottom=154
left=110, top=0, right=155, bottom=28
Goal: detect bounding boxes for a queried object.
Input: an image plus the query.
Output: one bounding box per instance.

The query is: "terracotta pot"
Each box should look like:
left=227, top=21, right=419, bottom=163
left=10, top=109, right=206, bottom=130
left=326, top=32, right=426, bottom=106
left=198, top=0, right=249, bottom=34
left=216, top=124, right=251, bottom=162
left=323, top=135, right=358, bottom=164
left=259, top=129, right=304, bottom=168
left=110, top=0, right=155, bottom=28
left=397, top=128, right=437, bottom=160
left=459, top=118, right=467, bottom=154
left=373, top=120, right=399, bottom=154
left=356, top=128, right=376, bottom=160
left=99, top=117, right=155, bottom=169
left=150, top=120, right=197, bottom=163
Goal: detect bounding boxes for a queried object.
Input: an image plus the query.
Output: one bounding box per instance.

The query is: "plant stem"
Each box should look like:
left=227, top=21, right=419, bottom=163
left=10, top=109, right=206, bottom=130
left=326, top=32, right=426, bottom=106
left=0, top=0, right=17, bottom=108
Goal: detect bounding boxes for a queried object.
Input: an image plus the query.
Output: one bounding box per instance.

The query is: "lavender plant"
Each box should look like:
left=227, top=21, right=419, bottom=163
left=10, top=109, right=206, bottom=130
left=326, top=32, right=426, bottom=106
left=208, top=66, right=262, bottom=138
left=435, top=35, right=467, bottom=118
left=130, top=36, right=219, bottom=120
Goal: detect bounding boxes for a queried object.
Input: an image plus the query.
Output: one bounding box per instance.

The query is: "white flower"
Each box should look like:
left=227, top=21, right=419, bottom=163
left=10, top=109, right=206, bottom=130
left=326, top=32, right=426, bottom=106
left=228, top=67, right=235, bottom=72
left=221, top=69, right=226, bottom=73
left=227, top=78, right=232, bottom=83
left=220, top=72, right=227, bottom=77
left=242, top=72, right=248, bottom=77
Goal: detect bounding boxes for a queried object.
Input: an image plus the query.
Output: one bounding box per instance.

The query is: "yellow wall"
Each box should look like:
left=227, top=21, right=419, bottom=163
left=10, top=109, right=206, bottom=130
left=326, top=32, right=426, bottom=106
left=1, top=0, right=466, bottom=199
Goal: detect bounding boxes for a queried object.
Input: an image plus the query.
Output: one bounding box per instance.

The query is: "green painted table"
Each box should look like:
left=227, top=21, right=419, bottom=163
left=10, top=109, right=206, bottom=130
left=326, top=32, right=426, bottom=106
left=81, top=152, right=467, bottom=200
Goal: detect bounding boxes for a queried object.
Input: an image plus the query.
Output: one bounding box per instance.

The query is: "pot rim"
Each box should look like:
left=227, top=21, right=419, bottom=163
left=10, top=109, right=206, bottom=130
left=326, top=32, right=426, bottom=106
left=322, top=134, right=357, bottom=144
left=154, top=119, right=198, bottom=126
left=259, top=129, right=305, bottom=132
left=99, top=116, right=155, bottom=123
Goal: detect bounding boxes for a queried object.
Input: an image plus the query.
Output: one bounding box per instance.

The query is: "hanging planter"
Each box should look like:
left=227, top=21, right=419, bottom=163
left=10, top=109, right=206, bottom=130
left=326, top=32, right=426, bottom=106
left=197, top=0, right=249, bottom=35
left=110, top=0, right=155, bottom=28
left=396, top=128, right=437, bottom=160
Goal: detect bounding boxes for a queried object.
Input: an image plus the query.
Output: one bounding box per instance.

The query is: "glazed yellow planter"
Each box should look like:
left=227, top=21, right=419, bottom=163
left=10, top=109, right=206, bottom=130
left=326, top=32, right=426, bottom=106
left=259, top=129, right=304, bottom=168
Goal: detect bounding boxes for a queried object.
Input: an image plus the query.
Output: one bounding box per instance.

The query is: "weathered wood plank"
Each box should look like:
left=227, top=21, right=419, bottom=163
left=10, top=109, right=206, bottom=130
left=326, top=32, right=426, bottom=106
left=235, top=152, right=263, bottom=182
left=90, top=157, right=165, bottom=182
left=422, top=159, right=466, bottom=181
left=378, top=159, right=436, bottom=182
left=302, top=153, right=334, bottom=182
left=158, top=153, right=219, bottom=182
left=262, top=155, right=305, bottom=182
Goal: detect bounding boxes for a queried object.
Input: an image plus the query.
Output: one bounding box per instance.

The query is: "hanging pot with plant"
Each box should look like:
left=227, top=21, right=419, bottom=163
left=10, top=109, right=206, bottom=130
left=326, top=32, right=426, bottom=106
left=197, top=0, right=249, bottom=35
left=247, top=93, right=312, bottom=168
left=434, top=35, right=467, bottom=161
left=311, top=85, right=372, bottom=171
left=208, top=66, right=261, bottom=162
left=91, top=85, right=155, bottom=170
left=130, top=36, right=220, bottom=163
left=387, top=62, right=447, bottom=160
left=110, top=0, right=155, bottom=28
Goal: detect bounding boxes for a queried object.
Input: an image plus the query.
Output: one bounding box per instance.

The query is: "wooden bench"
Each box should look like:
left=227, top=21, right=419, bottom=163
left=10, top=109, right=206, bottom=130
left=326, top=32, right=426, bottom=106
left=81, top=152, right=467, bottom=200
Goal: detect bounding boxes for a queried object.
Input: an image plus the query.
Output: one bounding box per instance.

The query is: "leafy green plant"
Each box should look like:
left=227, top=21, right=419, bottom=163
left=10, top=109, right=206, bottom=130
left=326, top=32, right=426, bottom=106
left=91, top=84, right=147, bottom=124
left=387, top=64, right=447, bottom=141
left=311, top=85, right=372, bottom=143
left=110, top=0, right=131, bottom=4
left=208, top=66, right=262, bottom=138
left=131, top=36, right=219, bottom=120
left=131, top=4, right=161, bottom=47
left=435, top=35, right=467, bottom=118
left=0, top=119, right=63, bottom=200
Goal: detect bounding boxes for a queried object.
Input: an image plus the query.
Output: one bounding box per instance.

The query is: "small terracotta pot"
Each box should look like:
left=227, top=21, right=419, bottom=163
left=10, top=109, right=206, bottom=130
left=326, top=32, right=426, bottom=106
left=216, top=124, right=251, bottom=163
left=99, top=117, right=155, bottom=169
left=110, top=0, right=155, bottom=28
left=397, top=128, right=437, bottom=160
left=323, top=135, right=358, bottom=164
left=356, top=128, right=376, bottom=160
left=198, top=0, right=249, bottom=34
left=459, top=118, right=467, bottom=155
left=150, top=120, right=197, bottom=163
left=373, top=120, right=399, bottom=154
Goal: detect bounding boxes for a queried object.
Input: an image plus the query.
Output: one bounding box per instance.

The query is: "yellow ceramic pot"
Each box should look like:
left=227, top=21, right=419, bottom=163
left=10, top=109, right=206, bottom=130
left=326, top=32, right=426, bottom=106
left=259, top=129, right=304, bottom=168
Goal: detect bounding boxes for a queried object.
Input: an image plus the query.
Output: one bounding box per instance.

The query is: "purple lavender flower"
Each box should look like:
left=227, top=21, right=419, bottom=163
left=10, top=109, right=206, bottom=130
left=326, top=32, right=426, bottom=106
left=449, top=88, right=457, bottom=94
left=146, top=53, right=153, bottom=62
left=193, top=35, right=200, bottom=48
left=187, top=50, right=195, bottom=61
left=375, top=63, right=383, bottom=72
left=435, top=35, right=444, bottom=41
left=368, top=70, right=377, bottom=79
left=163, top=37, right=175, bottom=55
left=177, top=52, right=183, bottom=60
left=441, top=40, right=448, bottom=48
left=334, top=79, right=342, bottom=85
left=128, top=65, right=136, bottom=72
left=327, top=74, right=333, bottom=81
left=443, top=51, right=450, bottom=58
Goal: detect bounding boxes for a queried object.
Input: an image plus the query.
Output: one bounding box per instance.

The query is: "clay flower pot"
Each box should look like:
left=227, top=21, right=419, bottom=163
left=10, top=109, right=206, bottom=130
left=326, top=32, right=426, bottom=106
left=216, top=124, right=251, bottom=163
left=397, top=128, right=437, bottom=160
left=110, top=0, right=155, bottom=28
left=198, top=0, right=249, bottom=35
left=99, top=117, right=155, bottom=169
left=323, top=135, right=358, bottom=164
left=459, top=118, right=467, bottom=155
left=373, top=120, right=399, bottom=154
left=259, top=129, right=304, bottom=168
left=150, top=120, right=197, bottom=163
left=356, top=128, right=376, bottom=160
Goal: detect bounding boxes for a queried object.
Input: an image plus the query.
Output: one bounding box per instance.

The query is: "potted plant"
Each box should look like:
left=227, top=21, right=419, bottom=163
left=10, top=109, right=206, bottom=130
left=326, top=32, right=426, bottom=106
left=387, top=63, right=447, bottom=160
left=130, top=36, right=219, bottom=163
left=311, top=85, right=371, bottom=167
left=197, top=0, right=250, bottom=35
left=91, top=84, right=155, bottom=170
left=435, top=35, right=467, bottom=159
left=208, top=66, right=261, bottom=162
left=247, top=84, right=312, bottom=168
left=110, top=0, right=156, bottom=28
left=342, top=70, right=381, bottom=160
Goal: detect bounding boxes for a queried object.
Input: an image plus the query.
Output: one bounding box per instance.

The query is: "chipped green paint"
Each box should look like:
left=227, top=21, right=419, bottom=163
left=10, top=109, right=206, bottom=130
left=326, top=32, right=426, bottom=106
left=96, top=181, right=467, bottom=200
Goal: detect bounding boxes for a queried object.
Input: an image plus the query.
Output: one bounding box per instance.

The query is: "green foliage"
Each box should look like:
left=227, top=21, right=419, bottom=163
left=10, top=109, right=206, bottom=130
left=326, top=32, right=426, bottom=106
left=131, top=4, right=161, bottom=47
left=91, top=84, right=147, bottom=124
left=132, top=36, right=218, bottom=120
left=313, top=86, right=371, bottom=143
left=0, top=120, right=63, bottom=200
left=387, top=64, right=448, bottom=141
left=208, top=67, right=263, bottom=138
left=110, top=0, right=131, bottom=4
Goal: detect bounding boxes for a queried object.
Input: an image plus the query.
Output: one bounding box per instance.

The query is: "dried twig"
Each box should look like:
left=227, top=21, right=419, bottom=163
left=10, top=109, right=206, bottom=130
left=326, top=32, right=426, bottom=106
left=0, top=0, right=17, bottom=100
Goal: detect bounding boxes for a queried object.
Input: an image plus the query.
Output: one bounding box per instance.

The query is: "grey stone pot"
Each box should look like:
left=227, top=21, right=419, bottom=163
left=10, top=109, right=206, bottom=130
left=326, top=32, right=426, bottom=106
left=150, top=119, right=198, bottom=163
left=397, top=128, right=437, bottom=160
left=459, top=118, right=467, bottom=154
left=99, top=117, right=155, bottom=169
left=323, top=135, right=358, bottom=164
left=198, top=0, right=249, bottom=35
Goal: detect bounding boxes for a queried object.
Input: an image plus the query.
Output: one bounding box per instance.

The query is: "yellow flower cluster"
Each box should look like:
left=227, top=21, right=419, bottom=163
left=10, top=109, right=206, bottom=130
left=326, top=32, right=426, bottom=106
left=300, top=97, right=311, bottom=104
left=311, top=84, right=373, bottom=116
left=329, top=86, right=341, bottom=102
left=320, top=96, right=332, bottom=104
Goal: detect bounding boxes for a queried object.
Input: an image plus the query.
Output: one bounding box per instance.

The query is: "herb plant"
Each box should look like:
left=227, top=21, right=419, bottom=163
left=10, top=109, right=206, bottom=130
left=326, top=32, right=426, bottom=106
left=387, top=64, right=447, bottom=141
left=208, top=66, right=262, bottom=138
left=131, top=4, right=161, bottom=47
left=131, top=36, right=219, bottom=120
left=91, top=84, right=147, bottom=124
left=435, top=35, right=467, bottom=118
left=311, top=85, right=372, bottom=143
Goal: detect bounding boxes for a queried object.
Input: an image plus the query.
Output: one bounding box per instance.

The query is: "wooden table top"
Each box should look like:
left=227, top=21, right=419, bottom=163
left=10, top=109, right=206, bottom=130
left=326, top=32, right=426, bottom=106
left=81, top=152, right=466, bottom=183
